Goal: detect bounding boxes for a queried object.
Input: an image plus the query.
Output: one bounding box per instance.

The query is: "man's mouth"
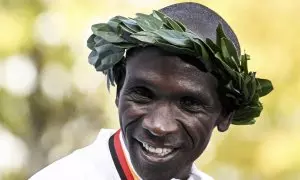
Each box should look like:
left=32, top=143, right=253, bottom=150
left=142, top=142, right=174, bottom=157
left=134, top=138, right=180, bottom=163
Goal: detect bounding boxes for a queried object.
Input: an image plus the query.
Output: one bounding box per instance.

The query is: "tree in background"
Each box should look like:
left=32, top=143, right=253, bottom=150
left=0, top=0, right=113, bottom=179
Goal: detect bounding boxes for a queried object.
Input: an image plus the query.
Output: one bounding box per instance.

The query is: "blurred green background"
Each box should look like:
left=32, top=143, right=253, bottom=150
left=0, top=0, right=299, bottom=179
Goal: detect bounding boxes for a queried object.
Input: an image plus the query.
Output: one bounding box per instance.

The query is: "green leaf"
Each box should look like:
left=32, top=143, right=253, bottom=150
left=215, top=52, right=237, bottom=78
left=190, top=40, right=212, bottom=71
left=94, top=44, right=120, bottom=54
left=135, top=13, right=163, bottom=31
left=88, top=50, right=99, bottom=65
left=242, top=75, right=251, bottom=100
left=174, top=20, right=186, bottom=31
left=221, top=38, right=239, bottom=71
left=119, top=23, right=136, bottom=34
left=241, top=53, right=249, bottom=74
left=134, top=18, right=156, bottom=31
left=256, top=78, right=273, bottom=97
left=94, top=36, right=104, bottom=45
left=247, top=75, right=257, bottom=101
left=222, top=37, right=239, bottom=64
left=189, top=36, right=215, bottom=56
left=152, top=30, right=192, bottom=47
left=237, top=73, right=242, bottom=88
left=112, top=42, right=136, bottom=49
left=152, top=10, right=166, bottom=21
left=166, top=18, right=185, bottom=32
left=118, top=18, right=142, bottom=33
left=87, top=34, right=96, bottom=50
left=95, top=51, right=124, bottom=71
left=107, top=17, right=122, bottom=34
left=130, top=31, right=160, bottom=44
left=120, top=17, right=138, bottom=26
left=205, top=38, right=220, bottom=53
left=152, top=10, right=172, bottom=27
left=191, top=40, right=202, bottom=56
left=233, top=103, right=262, bottom=124
left=92, top=23, right=125, bottom=43
left=199, top=41, right=210, bottom=61
left=225, top=93, right=240, bottom=105
left=225, top=81, right=242, bottom=96
left=154, top=40, right=194, bottom=56
left=216, top=24, right=227, bottom=47
left=93, top=44, right=124, bottom=69
left=162, top=23, right=173, bottom=29
left=232, top=118, right=256, bottom=125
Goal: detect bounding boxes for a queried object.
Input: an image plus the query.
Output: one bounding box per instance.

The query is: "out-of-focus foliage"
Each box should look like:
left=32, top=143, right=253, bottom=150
left=0, top=0, right=299, bottom=180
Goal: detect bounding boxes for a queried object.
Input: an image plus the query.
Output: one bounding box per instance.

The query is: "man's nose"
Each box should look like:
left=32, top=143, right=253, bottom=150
left=142, top=102, right=179, bottom=136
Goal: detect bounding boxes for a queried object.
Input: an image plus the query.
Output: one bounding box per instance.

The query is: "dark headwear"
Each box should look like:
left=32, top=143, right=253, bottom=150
left=160, top=2, right=240, bottom=54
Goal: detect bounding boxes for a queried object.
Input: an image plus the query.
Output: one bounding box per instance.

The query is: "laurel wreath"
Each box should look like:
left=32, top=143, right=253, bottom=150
left=87, top=10, right=273, bottom=125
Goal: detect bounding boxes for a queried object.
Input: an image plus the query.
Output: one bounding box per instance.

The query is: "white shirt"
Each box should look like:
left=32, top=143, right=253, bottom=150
left=30, top=129, right=213, bottom=180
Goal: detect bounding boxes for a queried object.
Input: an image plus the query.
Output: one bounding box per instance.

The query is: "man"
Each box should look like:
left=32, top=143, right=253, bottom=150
left=30, top=2, right=273, bottom=180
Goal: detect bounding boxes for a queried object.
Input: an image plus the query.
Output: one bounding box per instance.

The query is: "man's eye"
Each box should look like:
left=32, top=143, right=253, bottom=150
left=129, top=87, right=152, bottom=103
left=180, top=97, right=203, bottom=112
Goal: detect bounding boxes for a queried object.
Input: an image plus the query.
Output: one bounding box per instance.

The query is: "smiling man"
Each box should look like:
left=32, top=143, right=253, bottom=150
left=116, top=47, right=229, bottom=180
left=30, top=2, right=273, bottom=180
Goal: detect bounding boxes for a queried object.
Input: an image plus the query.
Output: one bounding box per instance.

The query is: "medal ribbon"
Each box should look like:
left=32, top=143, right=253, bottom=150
left=109, top=129, right=136, bottom=180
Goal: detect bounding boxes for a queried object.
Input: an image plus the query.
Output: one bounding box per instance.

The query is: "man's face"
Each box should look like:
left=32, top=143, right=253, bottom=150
left=117, top=48, right=227, bottom=179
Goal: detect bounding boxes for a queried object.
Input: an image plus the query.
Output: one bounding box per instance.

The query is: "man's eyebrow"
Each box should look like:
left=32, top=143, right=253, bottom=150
left=180, top=86, right=215, bottom=106
left=125, top=76, right=156, bottom=89
left=125, top=75, right=215, bottom=106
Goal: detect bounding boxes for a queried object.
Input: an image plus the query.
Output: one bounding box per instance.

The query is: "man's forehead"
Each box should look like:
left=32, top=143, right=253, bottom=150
left=125, top=49, right=218, bottom=92
left=126, top=48, right=200, bottom=76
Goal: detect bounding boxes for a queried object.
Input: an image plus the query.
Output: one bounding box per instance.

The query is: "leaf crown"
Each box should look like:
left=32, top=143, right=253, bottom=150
left=87, top=10, right=273, bottom=125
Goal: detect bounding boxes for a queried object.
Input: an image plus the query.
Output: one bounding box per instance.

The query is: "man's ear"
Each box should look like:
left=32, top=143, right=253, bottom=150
left=216, top=110, right=235, bottom=132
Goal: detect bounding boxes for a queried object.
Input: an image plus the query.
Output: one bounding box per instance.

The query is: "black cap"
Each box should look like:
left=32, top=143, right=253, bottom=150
left=160, top=2, right=241, bottom=54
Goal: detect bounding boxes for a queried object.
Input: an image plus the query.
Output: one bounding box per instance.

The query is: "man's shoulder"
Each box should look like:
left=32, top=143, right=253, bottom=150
left=29, top=129, right=117, bottom=180
left=189, top=164, right=214, bottom=180
left=29, top=149, right=85, bottom=180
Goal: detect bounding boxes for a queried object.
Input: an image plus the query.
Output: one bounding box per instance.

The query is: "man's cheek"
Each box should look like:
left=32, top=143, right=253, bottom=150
left=119, top=101, right=147, bottom=128
left=181, top=120, right=213, bottom=155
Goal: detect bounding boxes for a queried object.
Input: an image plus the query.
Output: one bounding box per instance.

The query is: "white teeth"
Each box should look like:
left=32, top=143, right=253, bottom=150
left=142, top=142, right=174, bottom=156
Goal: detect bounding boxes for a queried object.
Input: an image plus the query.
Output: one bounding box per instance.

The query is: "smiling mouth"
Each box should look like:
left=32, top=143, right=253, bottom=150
left=142, top=142, right=174, bottom=157
left=134, top=139, right=180, bottom=162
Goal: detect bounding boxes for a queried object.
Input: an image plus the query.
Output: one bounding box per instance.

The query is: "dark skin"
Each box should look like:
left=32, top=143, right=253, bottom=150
left=115, top=47, right=234, bottom=180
